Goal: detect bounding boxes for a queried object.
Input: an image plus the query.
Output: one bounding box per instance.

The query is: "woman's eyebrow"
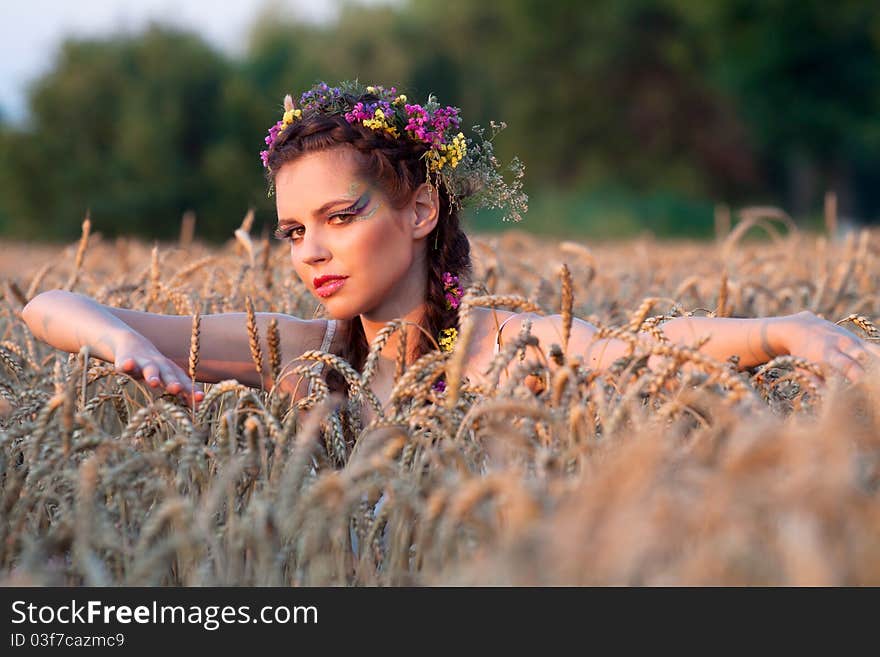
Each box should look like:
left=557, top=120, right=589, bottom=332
left=278, top=196, right=362, bottom=226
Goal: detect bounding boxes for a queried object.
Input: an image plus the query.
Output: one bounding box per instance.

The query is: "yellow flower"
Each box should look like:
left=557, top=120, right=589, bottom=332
left=439, top=327, right=458, bottom=353
left=282, top=108, right=302, bottom=126
left=446, top=133, right=467, bottom=169
left=362, top=108, right=399, bottom=137
left=393, top=94, right=407, bottom=105
left=425, top=134, right=467, bottom=172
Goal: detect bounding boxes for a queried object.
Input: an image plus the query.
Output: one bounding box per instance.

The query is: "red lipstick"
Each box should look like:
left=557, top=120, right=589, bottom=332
left=313, top=275, right=348, bottom=298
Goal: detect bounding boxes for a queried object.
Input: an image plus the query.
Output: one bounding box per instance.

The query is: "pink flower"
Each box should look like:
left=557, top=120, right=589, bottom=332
left=442, top=271, right=463, bottom=309
left=345, top=102, right=372, bottom=123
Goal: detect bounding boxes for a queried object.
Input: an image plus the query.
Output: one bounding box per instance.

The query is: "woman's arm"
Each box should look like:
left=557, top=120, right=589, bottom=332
left=21, top=289, right=329, bottom=397
left=580, top=314, right=791, bottom=370
left=528, top=311, right=879, bottom=382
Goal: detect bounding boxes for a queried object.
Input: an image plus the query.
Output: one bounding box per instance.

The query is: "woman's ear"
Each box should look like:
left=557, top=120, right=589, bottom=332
left=409, top=182, right=439, bottom=239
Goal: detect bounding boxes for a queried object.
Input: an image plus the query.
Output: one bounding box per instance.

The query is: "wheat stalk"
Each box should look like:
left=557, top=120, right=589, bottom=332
left=65, top=215, right=91, bottom=292
left=836, top=314, right=880, bottom=339
left=25, top=261, right=54, bottom=300
left=187, top=310, right=201, bottom=419
left=559, top=263, right=573, bottom=354
left=245, top=296, right=264, bottom=387
left=148, top=243, right=161, bottom=311
left=179, top=210, right=196, bottom=250
left=170, top=255, right=216, bottom=287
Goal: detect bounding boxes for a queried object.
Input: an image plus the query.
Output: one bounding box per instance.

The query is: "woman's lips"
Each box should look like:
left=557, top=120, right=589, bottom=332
left=315, top=277, right=347, bottom=298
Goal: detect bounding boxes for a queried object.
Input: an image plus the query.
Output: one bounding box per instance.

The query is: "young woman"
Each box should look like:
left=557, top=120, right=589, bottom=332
left=21, top=81, right=880, bottom=428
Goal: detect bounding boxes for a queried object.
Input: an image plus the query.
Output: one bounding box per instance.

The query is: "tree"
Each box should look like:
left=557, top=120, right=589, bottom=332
left=694, top=0, right=880, bottom=218
left=2, top=24, right=264, bottom=240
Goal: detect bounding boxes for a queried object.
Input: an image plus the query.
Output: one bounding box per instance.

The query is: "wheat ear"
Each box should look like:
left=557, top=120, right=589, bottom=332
left=559, top=263, right=573, bottom=354
left=267, top=318, right=282, bottom=384
left=188, top=311, right=200, bottom=416
left=245, top=297, right=264, bottom=388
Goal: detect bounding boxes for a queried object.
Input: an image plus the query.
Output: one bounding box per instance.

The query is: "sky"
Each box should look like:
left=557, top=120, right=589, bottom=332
left=0, top=0, right=348, bottom=125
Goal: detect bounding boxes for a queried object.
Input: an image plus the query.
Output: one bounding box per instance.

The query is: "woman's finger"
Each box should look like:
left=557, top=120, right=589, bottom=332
left=157, top=363, right=181, bottom=393
left=842, top=345, right=880, bottom=374
left=794, top=367, right=826, bottom=392
left=180, top=370, right=204, bottom=399
left=116, top=350, right=200, bottom=401
left=861, top=341, right=880, bottom=362
left=140, top=362, right=162, bottom=387
left=115, top=357, right=139, bottom=378
left=828, top=350, right=865, bottom=384
left=173, top=365, right=200, bottom=398
left=160, top=361, right=204, bottom=402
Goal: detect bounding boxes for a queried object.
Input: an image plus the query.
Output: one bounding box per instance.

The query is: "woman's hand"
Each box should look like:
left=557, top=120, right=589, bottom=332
left=114, top=332, right=204, bottom=405
left=781, top=310, right=880, bottom=383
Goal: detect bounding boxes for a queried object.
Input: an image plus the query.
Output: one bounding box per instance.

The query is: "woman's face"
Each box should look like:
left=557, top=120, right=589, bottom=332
left=274, top=146, right=435, bottom=320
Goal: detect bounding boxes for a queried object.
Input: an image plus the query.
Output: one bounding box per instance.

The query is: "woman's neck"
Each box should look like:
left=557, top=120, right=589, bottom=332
left=359, top=301, right=427, bottom=368
left=358, top=247, right=430, bottom=368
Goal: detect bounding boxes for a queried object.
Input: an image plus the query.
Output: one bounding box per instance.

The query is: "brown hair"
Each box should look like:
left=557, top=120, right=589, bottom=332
left=266, top=109, right=472, bottom=393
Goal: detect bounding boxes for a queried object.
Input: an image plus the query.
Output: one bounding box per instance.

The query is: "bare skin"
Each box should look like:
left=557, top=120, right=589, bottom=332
left=21, top=146, right=880, bottom=427
left=21, top=290, right=880, bottom=427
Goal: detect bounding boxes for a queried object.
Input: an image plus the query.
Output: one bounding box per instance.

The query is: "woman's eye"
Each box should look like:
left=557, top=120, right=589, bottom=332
left=273, top=209, right=361, bottom=243
left=330, top=212, right=356, bottom=224
left=273, top=226, right=304, bottom=242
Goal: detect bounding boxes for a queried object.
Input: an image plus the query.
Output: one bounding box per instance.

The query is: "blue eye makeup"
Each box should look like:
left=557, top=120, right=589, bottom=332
left=344, top=193, right=371, bottom=214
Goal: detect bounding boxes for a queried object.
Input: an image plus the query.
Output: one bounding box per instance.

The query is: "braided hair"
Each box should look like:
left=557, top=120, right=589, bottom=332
left=265, top=108, right=472, bottom=393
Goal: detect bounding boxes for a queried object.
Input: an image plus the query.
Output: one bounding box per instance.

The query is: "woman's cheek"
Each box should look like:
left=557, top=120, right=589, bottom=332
left=352, top=220, right=395, bottom=262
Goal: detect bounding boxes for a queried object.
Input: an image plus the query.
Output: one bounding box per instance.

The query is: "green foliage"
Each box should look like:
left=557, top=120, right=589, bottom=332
left=1, top=1, right=879, bottom=240
left=690, top=0, right=880, bottom=216
left=3, top=25, right=263, bottom=240
left=465, top=185, right=715, bottom=240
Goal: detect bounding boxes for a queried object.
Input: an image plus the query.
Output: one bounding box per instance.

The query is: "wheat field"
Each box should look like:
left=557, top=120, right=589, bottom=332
left=2, top=209, right=880, bottom=586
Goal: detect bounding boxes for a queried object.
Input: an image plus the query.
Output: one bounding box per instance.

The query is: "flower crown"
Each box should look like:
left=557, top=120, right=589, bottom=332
left=261, top=80, right=528, bottom=222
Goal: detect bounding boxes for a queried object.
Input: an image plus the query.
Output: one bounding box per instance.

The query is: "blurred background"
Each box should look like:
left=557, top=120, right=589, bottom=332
left=1, top=0, right=879, bottom=242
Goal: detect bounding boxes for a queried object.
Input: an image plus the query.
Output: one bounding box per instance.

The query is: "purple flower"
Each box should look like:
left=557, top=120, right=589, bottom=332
left=344, top=100, right=395, bottom=126
left=404, top=104, right=462, bottom=147
left=405, top=104, right=433, bottom=141
left=432, top=379, right=447, bottom=393
left=260, top=119, right=291, bottom=168
left=344, top=102, right=371, bottom=123
left=441, top=271, right=463, bottom=309
left=431, top=107, right=461, bottom=135
left=300, top=82, right=343, bottom=111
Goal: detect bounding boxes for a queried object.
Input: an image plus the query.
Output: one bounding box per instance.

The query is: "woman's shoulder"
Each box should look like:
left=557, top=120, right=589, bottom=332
left=461, top=309, right=565, bottom=393
left=459, top=307, right=536, bottom=365
left=465, top=307, right=565, bottom=361
left=468, top=307, right=546, bottom=340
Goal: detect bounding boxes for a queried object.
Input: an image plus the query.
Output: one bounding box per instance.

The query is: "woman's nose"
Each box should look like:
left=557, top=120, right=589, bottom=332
left=294, top=233, right=332, bottom=265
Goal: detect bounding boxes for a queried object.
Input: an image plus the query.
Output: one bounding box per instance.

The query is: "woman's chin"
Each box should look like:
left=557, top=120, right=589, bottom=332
left=320, top=302, right=359, bottom=321
left=316, top=289, right=376, bottom=321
